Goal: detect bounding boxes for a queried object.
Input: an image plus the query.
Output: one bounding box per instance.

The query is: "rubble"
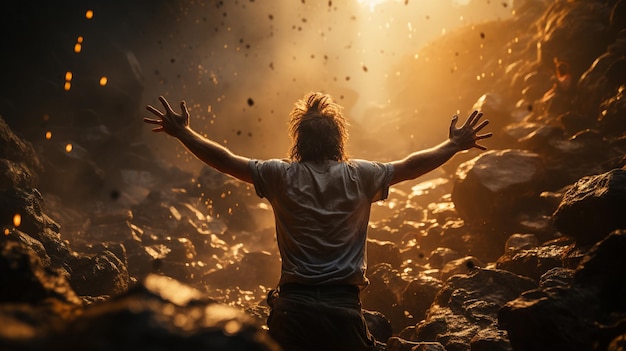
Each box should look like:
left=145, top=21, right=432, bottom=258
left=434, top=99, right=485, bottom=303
left=1, top=0, right=626, bottom=350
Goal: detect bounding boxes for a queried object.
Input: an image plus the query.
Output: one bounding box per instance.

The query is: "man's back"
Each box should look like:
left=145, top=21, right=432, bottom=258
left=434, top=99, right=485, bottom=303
left=249, top=159, right=393, bottom=286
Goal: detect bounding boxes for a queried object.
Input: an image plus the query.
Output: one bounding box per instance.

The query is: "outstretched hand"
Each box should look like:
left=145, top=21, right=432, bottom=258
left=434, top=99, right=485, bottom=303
left=448, top=110, right=492, bottom=151
left=144, top=96, right=190, bottom=137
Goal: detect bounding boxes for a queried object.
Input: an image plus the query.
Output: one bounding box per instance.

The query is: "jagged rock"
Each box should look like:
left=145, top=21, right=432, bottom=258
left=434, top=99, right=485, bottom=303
left=5, top=229, right=51, bottom=268
left=408, top=268, right=536, bottom=351
left=0, top=159, right=37, bottom=191
left=499, top=230, right=626, bottom=351
left=0, top=239, right=82, bottom=351
left=538, top=267, right=575, bottom=289
left=427, top=247, right=461, bottom=270
left=537, top=1, right=612, bottom=83
left=452, top=149, right=547, bottom=234
left=362, top=263, right=410, bottom=333
left=470, top=328, right=513, bottom=351
left=387, top=337, right=446, bottom=351
left=0, top=186, right=71, bottom=270
left=363, top=309, right=393, bottom=344
left=0, top=117, right=42, bottom=177
left=495, top=242, right=570, bottom=281
left=400, top=275, right=443, bottom=322
left=67, top=249, right=130, bottom=297
left=579, top=30, right=626, bottom=113
left=368, top=239, right=402, bottom=269
left=599, top=83, right=626, bottom=137
left=49, top=274, right=279, bottom=351
left=439, top=256, right=485, bottom=282
left=503, top=233, right=539, bottom=252
left=553, top=168, right=626, bottom=245
left=203, top=251, right=281, bottom=291
left=0, top=238, right=80, bottom=305
left=407, top=178, right=451, bottom=207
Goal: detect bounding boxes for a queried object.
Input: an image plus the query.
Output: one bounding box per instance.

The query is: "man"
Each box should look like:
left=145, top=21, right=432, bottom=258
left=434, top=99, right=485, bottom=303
left=145, top=92, right=491, bottom=351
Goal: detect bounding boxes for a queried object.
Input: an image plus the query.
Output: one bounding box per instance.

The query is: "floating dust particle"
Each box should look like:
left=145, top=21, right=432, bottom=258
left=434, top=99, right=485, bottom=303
left=480, top=32, right=485, bottom=39
left=247, top=98, right=254, bottom=106
left=13, top=214, right=21, bottom=227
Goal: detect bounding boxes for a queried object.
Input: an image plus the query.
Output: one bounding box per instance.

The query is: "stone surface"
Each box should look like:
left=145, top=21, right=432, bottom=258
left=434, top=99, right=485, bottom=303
left=553, top=168, right=626, bottom=245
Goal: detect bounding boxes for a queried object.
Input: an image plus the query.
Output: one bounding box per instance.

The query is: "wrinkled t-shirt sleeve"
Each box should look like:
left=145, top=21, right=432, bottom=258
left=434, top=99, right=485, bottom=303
left=361, top=161, right=394, bottom=202
left=249, top=159, right=285, bottom=199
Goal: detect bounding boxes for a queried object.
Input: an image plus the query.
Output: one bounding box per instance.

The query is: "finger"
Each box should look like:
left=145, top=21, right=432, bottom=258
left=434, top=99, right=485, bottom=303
left=143, top=117, right=162, bottom=125
left=146, top=105, right=164, bottom=117
left=181, top=101, right=189, bottom=118
left=159, top=96, right=175, bottom=114
left=450, top=115, right=459, bottom=129
left=473, top=119, right=490, bottom=132
left=476, top=132, right=493, bottom=140
left=465, top=110, right=479, bottom=127
left=469, top=111, right=483, bottom=127
left=151, top=126, right=164, bottom=132
left=474, top=143, right=487, bottom=150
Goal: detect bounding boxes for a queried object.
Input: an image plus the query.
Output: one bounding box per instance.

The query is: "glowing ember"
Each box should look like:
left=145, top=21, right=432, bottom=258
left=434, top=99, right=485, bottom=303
left=74, top=36, right=83, bottom=53
left=64, top=82, right=71, bottom=91
left=65, top=71, right=72, bottom=81
left=3, top=228, right=9, bottom=236
left=45, top=131, right=52, bottom=139
left=99, top=76, right=108, bottom=86
left=85, top=10, right=94, bottom=19
left=13, top=214, right=21, bottom=227
left=65, top=143, right=73, bottom=152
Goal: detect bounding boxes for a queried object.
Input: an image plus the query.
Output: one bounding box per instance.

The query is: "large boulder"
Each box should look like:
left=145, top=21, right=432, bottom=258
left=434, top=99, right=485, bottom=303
left=49, top=274, right=280, bottom=351
left=553, top=168, right=626, bottom=245
left=0, top=239, right=82, bottom=351
left=495, top=241, right=572, bottom=282
left=402, top=268, right=536, bottom=351
left=499, top=230, right=626, bottom=351
left=452, top=149, right=547, bottom=234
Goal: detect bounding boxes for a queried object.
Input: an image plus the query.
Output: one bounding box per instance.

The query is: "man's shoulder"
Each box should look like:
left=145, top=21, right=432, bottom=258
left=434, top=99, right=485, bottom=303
left=347, top=159, right=390, bottom=169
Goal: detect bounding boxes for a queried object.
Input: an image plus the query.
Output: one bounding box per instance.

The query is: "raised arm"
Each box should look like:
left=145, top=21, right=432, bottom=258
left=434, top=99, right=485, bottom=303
left=390, top=111, right=492, bottom=185
left=144, top=96, right=253, bottom=184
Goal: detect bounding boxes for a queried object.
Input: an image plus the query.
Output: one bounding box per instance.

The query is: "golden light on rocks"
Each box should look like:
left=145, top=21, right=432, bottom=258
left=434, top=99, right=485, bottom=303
left=13, top=213, right=21, bottom=227
left=65, top=143, right=73, bottom=153
left=99, top=76, right=108, bottom=86
left=85, top=10, right=94, bottom=19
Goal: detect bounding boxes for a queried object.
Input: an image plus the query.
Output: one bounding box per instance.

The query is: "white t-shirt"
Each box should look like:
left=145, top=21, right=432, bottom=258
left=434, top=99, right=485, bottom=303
left=249, top=159, right=394, bottom=287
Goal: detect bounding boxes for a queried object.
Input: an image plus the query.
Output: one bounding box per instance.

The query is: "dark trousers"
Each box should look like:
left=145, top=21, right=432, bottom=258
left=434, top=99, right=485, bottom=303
left=267, top=284, right=376, bottom=351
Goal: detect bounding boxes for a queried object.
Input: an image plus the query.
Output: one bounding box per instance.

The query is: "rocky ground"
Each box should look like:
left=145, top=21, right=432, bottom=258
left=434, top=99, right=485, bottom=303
left=2, top=0, right=626, bottom=350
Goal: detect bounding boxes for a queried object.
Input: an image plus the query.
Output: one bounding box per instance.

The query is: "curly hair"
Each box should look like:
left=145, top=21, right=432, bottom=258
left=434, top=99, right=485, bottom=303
left=288, top=92, right=349, bottom=162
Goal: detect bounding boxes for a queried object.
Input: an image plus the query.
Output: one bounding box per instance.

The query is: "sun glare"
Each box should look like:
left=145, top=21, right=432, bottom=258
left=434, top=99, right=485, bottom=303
left=357, top=0, right=400, bottom=12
